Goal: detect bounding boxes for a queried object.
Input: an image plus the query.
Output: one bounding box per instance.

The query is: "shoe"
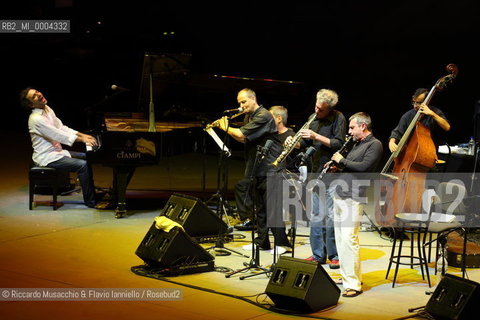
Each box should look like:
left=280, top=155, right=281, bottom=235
left=342, top=289, right=363, bottom=298
left=270, top=246, right=292, bottom=255
left=94, top=201, right=115, bottom=210
left=234, top=219, right=255, bottom=231
left=329, top=259, right=340, bottom=269
left=305, top=256, right=326, bottom=264
left=95, top=190, right=111, bottom=202
left=242, top=244, right=270, bottom=251
left=86, top=202, right=96, bottom=208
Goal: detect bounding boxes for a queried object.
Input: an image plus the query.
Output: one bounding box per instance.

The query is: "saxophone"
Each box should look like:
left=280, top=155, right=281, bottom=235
left=272, top=113, right=317, bottom=167
left=318, top=135, right=355, bottom=179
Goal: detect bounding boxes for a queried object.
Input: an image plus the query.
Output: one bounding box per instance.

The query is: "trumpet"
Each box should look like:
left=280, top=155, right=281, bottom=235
left=272, top=113, right=317, bottom=167
left=318, top=135, right=355, bottom=179
left=205, top=108, right=246, bottom=130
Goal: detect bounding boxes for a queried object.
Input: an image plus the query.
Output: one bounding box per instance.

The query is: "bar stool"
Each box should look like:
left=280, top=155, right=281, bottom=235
left=385, top=215, right=431, bottom=288
left=385, top=190, right=436, bottom=288
left=29, top=166, right=60, bottom=210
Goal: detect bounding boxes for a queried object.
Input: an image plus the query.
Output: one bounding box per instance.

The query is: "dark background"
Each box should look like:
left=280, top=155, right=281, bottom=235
left=2, top=0, right=480, bottom=146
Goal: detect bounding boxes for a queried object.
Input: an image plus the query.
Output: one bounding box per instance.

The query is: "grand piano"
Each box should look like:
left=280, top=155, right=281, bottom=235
left=86, top=52, right=308, bottom=218
left=87, top=116, right=205, bottom=218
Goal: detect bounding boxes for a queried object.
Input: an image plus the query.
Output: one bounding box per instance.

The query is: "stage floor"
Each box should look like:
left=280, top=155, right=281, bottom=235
left=1, top=133, right=479, bottom=320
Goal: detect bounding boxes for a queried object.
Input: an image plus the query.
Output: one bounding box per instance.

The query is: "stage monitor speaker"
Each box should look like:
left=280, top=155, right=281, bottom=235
left=160, top=193, right=228, bottom=237
left=265, top=256, right=340, bottom=313
left=425, top=273, right=480, bottom=320
left=135, top=223, right=214, bottom=274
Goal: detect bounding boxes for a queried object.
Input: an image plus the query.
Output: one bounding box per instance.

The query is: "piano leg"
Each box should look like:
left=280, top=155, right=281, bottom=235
left=112, top=166, right=136, bottom=218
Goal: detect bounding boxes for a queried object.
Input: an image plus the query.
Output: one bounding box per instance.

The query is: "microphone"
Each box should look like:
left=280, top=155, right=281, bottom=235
left=223, top=107, right=244, bottom=115
left=260, top=139, right=274, bottom=161
left=299, top=146, right=316, bottom=166
left=111, top=84, right=130, bottom=91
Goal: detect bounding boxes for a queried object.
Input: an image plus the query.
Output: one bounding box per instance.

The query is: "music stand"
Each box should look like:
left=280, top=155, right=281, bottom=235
left=204, top=127, right=248, bottom=258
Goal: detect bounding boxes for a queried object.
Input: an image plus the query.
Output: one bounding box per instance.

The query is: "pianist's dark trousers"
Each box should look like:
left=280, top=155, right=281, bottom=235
left=46, top=151, right=96, bottom=207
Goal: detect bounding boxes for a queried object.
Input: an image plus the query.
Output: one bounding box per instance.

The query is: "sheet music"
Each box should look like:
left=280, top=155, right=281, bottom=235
left=205, top=127, right=231, bottom=157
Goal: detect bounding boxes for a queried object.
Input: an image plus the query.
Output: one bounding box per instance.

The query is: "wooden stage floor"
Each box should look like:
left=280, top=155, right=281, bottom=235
left=1, top=132, right=479, bottom=320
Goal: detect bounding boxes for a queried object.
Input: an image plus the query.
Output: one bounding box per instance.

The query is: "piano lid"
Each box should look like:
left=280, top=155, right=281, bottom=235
left=136, top=52, right=309, bottom=122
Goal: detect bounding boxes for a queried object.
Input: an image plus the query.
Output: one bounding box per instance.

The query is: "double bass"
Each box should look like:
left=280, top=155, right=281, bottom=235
left=376, top=64, right=458, bottom=227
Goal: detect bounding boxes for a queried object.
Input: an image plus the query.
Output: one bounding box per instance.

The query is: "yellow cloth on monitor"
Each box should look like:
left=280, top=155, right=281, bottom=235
left=154, top=216, right=184, bottom=232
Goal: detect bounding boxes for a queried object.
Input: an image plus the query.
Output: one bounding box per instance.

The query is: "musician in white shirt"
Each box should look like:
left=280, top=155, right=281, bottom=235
left=20, top=87, right=99, bottom=208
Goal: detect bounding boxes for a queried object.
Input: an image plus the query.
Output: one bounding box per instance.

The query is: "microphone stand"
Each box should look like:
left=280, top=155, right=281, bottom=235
left=225, top=144, right=270, bottom=279
left=469, top=142, right=479, bottom=194
left=282, top=168, right=309, bottom=257
left=470, top=110, right=480, bottom=193
left=238, top=146, right=305, bottom=279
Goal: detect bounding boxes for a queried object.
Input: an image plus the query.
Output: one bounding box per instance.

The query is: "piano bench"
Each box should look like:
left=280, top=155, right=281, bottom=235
left=29, top=166, right=61, bottom=210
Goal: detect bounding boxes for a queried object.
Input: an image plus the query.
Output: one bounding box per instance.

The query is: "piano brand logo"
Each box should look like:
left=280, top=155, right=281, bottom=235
left=117, top=151, right=141, bottom=159
left=116, top=138, right=156, bottom=160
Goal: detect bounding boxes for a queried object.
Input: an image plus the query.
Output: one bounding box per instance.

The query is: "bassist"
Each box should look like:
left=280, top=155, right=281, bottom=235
left=389, top=87, right=450, bottom=153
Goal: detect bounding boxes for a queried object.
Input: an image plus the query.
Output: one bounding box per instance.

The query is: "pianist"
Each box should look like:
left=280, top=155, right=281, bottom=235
left=20, top=87, right=99, bottom=208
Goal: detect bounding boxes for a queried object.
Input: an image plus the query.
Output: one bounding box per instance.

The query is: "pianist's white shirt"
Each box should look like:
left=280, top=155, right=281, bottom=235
left=28, top=105, right=78, bottom=166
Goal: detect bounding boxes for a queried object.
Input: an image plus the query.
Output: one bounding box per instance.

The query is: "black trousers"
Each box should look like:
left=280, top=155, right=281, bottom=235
left=251, top=176, right=291, bottom=249
left=234, top=178, right=253, bottom=221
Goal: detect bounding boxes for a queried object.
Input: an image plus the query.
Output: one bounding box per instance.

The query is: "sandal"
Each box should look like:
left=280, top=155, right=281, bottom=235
left=342, top=288, right=363, bottom=298
left=334, top=278, right=343, bottom=285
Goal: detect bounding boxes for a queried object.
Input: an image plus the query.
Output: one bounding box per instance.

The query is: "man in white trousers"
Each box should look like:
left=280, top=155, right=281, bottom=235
left=329, top=112, right=383, bottom=297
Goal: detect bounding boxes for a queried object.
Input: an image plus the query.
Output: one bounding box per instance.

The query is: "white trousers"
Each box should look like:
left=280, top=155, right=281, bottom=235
left=333, top=196, right=363, bottom=291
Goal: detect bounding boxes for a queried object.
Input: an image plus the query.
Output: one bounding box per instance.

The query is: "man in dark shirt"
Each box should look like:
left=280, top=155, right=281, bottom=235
left=295, top=89, right=347, bottom=268
left=212, top=88, right=277, bottom=251
left=234, top=105, right=297, bottom=253
left=389, top=88, right=450, bottom=152
left=330, top=112, right=383, bottom=297
left=262, top=105, right=297, bottom=254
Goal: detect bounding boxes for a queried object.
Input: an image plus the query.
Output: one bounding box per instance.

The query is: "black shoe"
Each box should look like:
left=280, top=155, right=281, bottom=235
left=95, top=189, right=111, bottom=202
left=86, top=202, right=97, bottom=208
left=234, top=219, right=255, bottom=231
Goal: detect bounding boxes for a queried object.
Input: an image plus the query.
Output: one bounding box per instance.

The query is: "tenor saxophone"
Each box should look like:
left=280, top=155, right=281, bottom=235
left=272, top=113, right=317, bottom=167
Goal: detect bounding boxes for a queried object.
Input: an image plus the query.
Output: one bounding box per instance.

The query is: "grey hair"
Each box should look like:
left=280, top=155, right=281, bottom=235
left=269, top=105, right=288, bottom=125
left=349, top=112, right=372, bottom=131
left=316, top=89, right=339, bottom=108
